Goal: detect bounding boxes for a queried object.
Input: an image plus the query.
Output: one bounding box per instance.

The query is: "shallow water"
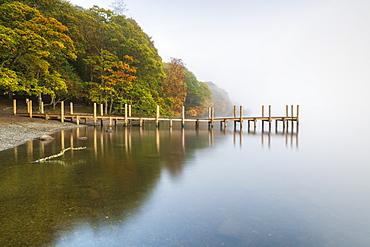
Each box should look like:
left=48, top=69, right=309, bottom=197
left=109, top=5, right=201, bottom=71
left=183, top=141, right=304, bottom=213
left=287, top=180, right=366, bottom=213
left=1, top=115, right=370, bottom=246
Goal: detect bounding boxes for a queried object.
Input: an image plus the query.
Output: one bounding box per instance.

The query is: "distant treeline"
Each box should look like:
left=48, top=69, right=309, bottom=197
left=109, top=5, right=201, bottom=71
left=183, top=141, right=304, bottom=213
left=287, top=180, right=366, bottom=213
left=0, top=0, right=232, bottom=116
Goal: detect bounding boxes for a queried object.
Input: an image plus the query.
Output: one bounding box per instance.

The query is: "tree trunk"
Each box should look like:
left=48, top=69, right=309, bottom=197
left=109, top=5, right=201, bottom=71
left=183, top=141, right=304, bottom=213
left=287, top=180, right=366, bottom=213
left=51, top=97, right=56, bottom=109
left=104, top=101, right=108, bottom=115
left=38, top=93, right=42, bottom=112
left=109, top=97, right=114, bottom=114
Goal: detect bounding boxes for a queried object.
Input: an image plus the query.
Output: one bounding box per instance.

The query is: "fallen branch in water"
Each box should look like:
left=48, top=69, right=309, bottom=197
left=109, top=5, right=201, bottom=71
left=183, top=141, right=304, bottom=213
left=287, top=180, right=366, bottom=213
left=33, top=146, right=87, bottom=163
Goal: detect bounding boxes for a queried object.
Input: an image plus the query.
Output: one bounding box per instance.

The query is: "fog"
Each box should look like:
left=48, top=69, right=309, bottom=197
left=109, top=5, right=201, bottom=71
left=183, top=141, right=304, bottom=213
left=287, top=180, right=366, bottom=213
left=69, top=0, right=370, bottom=118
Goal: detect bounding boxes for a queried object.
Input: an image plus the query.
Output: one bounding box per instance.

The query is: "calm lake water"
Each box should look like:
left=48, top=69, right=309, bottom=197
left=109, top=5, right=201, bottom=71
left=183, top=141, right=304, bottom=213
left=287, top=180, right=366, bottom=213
left=1, top=112, right=370, bottom=246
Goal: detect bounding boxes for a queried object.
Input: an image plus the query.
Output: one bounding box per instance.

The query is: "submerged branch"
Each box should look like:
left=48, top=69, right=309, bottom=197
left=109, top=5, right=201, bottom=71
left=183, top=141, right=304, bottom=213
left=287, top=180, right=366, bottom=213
left=33, top=146, right=87, bottom=163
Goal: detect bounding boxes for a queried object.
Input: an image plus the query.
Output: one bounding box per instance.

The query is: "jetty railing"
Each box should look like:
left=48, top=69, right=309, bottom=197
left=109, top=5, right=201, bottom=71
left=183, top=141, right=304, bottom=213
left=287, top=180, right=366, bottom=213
left=12, top=99, right=299, bottom=132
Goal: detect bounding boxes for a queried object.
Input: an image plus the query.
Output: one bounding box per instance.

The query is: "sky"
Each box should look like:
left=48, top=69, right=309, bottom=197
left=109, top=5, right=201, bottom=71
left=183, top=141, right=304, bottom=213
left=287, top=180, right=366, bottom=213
left=68, top=0, right=370, bottom=116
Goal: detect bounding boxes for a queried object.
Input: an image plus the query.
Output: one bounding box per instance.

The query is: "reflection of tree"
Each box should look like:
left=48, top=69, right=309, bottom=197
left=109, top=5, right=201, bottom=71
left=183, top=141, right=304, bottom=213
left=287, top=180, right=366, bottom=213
left=0, top=126, right=215, bottom=246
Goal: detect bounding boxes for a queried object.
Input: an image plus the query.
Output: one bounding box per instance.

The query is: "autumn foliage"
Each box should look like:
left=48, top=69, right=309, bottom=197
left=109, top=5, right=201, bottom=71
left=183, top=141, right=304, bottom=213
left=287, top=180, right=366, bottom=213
left=0, top=0, right=213, bottom=117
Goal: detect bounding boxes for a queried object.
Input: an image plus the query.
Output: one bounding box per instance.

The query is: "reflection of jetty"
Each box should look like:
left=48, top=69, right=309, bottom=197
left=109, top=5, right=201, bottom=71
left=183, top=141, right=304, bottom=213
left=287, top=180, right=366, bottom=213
left=13, top=100, right=299, bottom=131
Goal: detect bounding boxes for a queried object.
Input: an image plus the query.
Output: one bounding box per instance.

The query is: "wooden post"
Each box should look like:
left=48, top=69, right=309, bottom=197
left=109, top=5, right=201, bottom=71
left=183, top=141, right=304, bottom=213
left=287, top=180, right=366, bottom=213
left=41, top=101, right=44, bottom=114
left=109, top=117, right=112, bottom=126
left=262, top=105, right=265, bottom=117
left=60, top=101, right=64, bottom=123
left=296, top=105, right=300, bottom=122
left=29, top=100, right=33, bottom=118
left=208, top=107, right=212, bottom=119
left=234, top=107, right=237, bottom=129
left=181, top=106, right=185, bottom=128
left=156, top=105, right=160, bottom=127
left=275, top=119, right=278, bottom=132
left=70, top=102, right=74, bottom=115
left=210, top=107, right=214, bottom=128
left=26, top=99, right=29, bottom=113
left=170, top=119, right=173, bottom=128
left=13, top=99, right=16, bottom=115
left=100, top=104, right=104, bottom=116
left=128, top=104, right=132, bottom=125
left=291, top=105, right=294, bottom=118
left=286, top=105, right=289, bottom=117
left=269, top=105, right=271, bottom=121
left=76, top=116, right=80, bottom=125
left=124, top=104, right=128, bottom=126
left=239, top=105, right=243, bottom=129
left=291, top=105, right=294, bottom=129
left=268, top=105, right=272, bottom=131
left=93, top=103, right=97, bottom=125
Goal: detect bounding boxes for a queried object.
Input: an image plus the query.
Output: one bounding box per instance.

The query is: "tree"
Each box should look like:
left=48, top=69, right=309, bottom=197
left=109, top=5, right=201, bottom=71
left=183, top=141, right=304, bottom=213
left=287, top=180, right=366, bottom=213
left=0, top=1, right=76, bottom=110
left=184, top=69, right=212, bottom=116
left=161, top=58, right=188, bottom=116
left=204, top=81, right=233, bottom=117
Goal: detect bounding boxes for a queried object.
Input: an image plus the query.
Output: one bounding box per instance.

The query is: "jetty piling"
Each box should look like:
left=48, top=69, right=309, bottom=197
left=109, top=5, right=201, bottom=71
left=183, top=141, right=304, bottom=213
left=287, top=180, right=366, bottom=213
left=28, top=100, right=32, bottom=118
left=13, top=99, right=16, bottom=115
left=70, top=102, right=74, bottom=115
left=60, top=101, right=64, bottom=123
left=93, top=103, right=97, bottom=125
left=156, top=105, right=160, bottom=127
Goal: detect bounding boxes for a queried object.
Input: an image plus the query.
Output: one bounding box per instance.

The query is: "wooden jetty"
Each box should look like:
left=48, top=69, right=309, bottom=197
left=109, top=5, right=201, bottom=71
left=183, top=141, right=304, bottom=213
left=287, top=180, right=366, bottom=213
left=13, top=100, right=299, bottom=131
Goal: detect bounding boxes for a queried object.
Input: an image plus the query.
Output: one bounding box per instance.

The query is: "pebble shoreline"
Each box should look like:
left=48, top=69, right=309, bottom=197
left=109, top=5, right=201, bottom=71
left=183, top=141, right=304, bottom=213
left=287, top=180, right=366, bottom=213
left=0, top=120, right=82, bottom=152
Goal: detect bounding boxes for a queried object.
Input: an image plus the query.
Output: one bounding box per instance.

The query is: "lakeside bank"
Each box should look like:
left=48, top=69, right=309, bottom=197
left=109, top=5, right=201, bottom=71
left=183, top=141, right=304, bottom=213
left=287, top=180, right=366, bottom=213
left=0, top=105, right=81, bottom=152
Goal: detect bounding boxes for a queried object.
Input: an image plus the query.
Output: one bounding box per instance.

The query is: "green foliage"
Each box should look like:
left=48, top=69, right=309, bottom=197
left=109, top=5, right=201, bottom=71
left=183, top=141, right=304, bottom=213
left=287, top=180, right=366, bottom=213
left=184, top=69, right=212, bottom=116
left=0, top=1, right=75, bottom=98
left=0, top=0, right=216, bottom=115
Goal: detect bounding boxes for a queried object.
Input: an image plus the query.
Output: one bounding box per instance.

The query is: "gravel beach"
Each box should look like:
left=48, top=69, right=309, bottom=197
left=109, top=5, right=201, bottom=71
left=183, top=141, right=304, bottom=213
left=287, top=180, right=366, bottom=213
left=0, top=104, right=82, bottom=152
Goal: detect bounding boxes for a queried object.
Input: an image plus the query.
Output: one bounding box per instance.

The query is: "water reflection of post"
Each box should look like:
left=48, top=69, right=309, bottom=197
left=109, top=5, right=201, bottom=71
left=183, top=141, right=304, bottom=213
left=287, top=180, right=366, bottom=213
left=61, top=130, right=65, bottom=150
left=156, top=128, right=160, bottom=154
left=261, top=130, right=272, bottom=148
left=209, top=128, right=214, bottom=146
left=285, top=131, right=288, bottom=147
left=233, top=130, right=236, bottom=146
left=26, top=140, right=33, bottom=162
left=100, top=127, right=104, bottom=156
left=14, top=146, right=18, bottom=163
left=40, top=139, right=45, bottom=160
left=239, top=129, right=243, bottom=147
left=296, top=131, right=299, bottom=148
left=284, top=130, right=299, bottom=148
left=268, top=130, right=271, bottom=149
left=70, top=132, right=74, bottom=157
left=94, top=127, right=97, bottom=157
left=181, top=128, right=185, bottom=152
left=124, top=127, right=129, bottom=154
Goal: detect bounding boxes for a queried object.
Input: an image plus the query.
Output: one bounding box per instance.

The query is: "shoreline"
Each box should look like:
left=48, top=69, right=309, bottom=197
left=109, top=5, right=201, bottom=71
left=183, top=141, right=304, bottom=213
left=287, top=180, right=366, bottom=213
left=0, top=106, right=83, bottom=152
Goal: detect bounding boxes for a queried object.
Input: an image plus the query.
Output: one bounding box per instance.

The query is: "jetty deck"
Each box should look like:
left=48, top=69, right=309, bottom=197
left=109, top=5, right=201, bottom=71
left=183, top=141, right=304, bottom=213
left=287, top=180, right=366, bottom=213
left=13, top=100, right=299, bottom=131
